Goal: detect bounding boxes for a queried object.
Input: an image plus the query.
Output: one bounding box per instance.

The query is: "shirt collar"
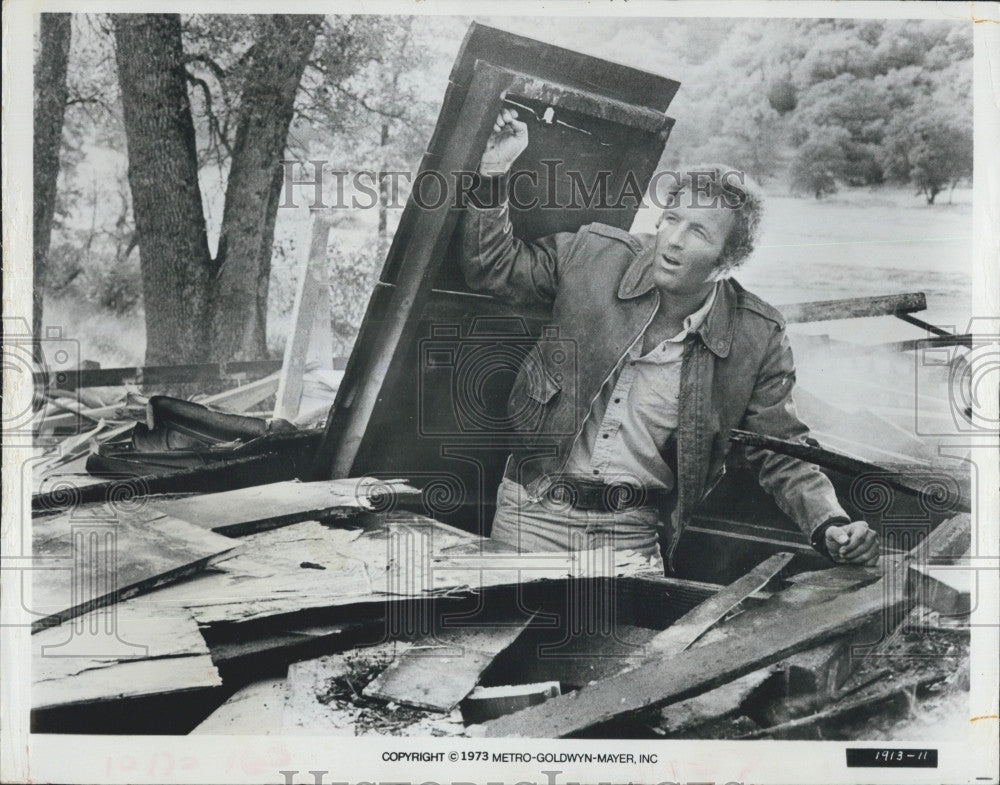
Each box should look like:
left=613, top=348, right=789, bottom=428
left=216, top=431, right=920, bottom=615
left=619, top=237, right=736, bottom=358
left=673, top=282, right=718, bottom=341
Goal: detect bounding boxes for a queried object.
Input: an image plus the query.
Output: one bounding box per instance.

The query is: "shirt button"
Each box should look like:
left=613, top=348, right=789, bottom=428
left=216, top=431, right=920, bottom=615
left=614, top=398, right=621, bottom=404
left=593, top=469, right=600, bottom=475
left=602, top=433, right=609, bottom=439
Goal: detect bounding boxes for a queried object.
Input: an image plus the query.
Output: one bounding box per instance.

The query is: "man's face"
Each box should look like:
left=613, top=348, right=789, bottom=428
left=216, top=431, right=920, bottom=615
left=651, top=202, right=735, bottom=296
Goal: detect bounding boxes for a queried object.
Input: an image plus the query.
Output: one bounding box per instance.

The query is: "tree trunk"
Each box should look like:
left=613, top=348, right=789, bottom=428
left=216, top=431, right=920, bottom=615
left=114, top=14, right=213, bottom=365
left=209, top=15, right=322, bottom=362
left=113, top=14, right=214, bottom=365
left=33, top=13, right=72, bottom=341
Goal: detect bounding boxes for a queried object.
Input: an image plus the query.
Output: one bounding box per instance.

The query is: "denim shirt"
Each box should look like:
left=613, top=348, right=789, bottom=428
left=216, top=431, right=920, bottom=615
left=563, top=283, right=718, bottom=492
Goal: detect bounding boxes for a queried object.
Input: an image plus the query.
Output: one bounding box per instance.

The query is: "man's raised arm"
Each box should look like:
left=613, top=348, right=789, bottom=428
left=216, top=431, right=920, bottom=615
left=459, top=109, right=579, bottom=310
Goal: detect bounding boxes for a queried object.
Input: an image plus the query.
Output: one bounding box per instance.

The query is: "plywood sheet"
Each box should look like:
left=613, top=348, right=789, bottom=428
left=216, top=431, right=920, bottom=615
left=32, top=600, right=219, bottom=710
left=134, top=514, right=651, bottom=629
left=31, top=507, right=241, bottom=631
left=363, top=619, right=533, bottom=712
left=192, top=677, right=287, bottom=734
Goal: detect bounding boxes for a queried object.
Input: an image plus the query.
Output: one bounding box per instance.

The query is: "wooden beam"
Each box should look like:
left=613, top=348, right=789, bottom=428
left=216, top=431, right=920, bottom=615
left=642, top=552, right=793, bottom=657
left=778, top=292, right=926, bottom=324
left=478, top=579, right=896, bottom=736
left=894, top=311, right=954, bottom=337
left=274, top=216, right=334, bottom=421
left=151, top=478, right=419, bottom=537
left=33, top=360, right=286, bottom=391
left=729, top=429, right=972, bottom=513
left=476, top=514, right=969, bottom=737
left=908, top=562, right=972, bottom=616
left=882, top=334, right=972, bottom=352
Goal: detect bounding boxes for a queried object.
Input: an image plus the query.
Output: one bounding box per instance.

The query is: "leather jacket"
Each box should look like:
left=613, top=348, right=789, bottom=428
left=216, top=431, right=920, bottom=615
left=459, top=196, right=849, bottom=564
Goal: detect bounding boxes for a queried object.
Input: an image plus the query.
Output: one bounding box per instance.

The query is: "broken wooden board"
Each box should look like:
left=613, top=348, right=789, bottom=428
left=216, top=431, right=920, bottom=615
left=657, top=669, right=773, bottom=738
left=191, top=676, right=288, bottom=734
left=207, top=620, right=368, bottom=665
left=653, top=569, right=878, bottom=736
left=126, top=520, right=380, bottom=626
left=477, top=571, right=902, bottom=737
left=729, top=429, right=972, bottom=514
left=642, top=552, right=792, bottom=658
left=32, top=600, right=220, bottom=710
left=134, top=515, right=661, bottom=630
left=778, top=292, right=926, bottom=324
left=737, top=672, right=950, bottom=740
left=476, top=513, right=970, bottom=737
left=363, top=617, right=534, bottom=712
left=274, top=216, right=335, bottom=422
left=909, top=561, right=972, bottom=616
left=462, top=682, right=561, bottom=725
left=31, top=506, right=241, bottom=631
left=151, top=478, right=419, bottom=537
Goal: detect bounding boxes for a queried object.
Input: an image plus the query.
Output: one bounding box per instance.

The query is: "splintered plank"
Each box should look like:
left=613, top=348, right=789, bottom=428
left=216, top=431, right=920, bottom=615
left=151, top=478, right=419, bottom=537
left=642, top=552, right=792, bottom=658
left=192, top=676, right=288, bottom=734
left=363, top=618, right=534, bottom=712
left=32, top=601, right=220, bottom=710
left=909, top=562, right=972, bottom=616
left=778, top=292, right=926, bottom=324
left=729, top=429, right=972, bottom=513
left=658, top=669, right=773, bottom=737
left=477, top=514, right=970, bottom=737
left=478, top=574, right=896, bottom=737
left=31, top=507, right=241, bottom=631
left=274, top=216, right=334, bottom=422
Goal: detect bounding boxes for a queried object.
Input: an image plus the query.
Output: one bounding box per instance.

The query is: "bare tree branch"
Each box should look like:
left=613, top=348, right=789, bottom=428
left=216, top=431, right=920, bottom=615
left=184, top=70, right=234, bottom=158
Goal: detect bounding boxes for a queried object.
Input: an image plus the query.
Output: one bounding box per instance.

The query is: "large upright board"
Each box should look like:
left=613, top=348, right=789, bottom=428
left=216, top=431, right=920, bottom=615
left=312, top=23, right=680, bottom=535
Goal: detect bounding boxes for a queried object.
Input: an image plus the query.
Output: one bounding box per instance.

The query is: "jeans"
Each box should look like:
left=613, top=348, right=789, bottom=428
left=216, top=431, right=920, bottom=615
left=490, top=476, right=666, bottom=576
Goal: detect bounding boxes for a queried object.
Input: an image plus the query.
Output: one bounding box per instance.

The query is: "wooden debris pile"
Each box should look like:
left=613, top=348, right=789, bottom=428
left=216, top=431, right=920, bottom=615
left=28, top=467, right=972, bottom=739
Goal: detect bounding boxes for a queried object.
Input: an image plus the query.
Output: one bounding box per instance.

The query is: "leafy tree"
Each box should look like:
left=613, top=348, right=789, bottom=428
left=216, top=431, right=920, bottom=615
left=883, top=111, right=973, bottom=204
left=789, top=133, right=847, bottom=199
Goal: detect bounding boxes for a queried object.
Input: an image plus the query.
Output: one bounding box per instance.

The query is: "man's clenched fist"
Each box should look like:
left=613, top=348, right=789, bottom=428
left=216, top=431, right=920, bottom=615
left=479, top=108, right=529, bottom=177
left=824, top=520, right=879, bottom=565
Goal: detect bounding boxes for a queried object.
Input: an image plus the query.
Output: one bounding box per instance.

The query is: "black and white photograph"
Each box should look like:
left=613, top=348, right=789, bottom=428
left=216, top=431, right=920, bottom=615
left=2, top=2, right=998, bottom=784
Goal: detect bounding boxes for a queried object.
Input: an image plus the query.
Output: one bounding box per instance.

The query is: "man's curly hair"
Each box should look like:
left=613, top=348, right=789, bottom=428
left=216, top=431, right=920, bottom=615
left=655, top=164, right=765, bottom=272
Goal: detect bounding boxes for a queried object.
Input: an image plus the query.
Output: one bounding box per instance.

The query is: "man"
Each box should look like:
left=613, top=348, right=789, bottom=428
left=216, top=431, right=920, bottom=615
left=460, top=108, right=879, bottom=573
